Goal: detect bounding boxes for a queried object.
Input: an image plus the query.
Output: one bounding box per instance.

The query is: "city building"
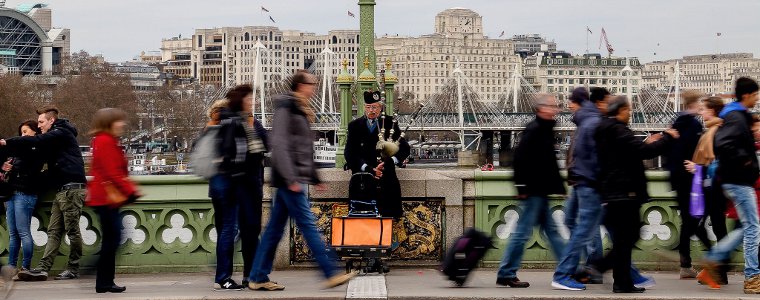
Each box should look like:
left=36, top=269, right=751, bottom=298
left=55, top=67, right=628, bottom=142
left=159, top=27, right=359, bottom=87
left=0, top=3, right=70, bottom=75
left=512, top=34, right=557, bottom=56
left=523, top=52, right=643, bottom=101
left=375, top=8, right=520, bottom=102
left=111, top=62, right=163, bottom=92
left=642, top=53, right=760, bottom=95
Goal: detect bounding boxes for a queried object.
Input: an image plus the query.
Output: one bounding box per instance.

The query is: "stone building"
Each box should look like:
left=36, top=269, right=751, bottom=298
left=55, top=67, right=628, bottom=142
left=374, top=8, right=520, bottom=103
left=523, top=52, right=643, bottom=101
left=642, top=53, right=760, bottom=95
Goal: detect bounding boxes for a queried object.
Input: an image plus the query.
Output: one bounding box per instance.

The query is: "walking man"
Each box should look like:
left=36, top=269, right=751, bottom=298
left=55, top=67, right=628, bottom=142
left=1, top=106, right=86, bottom=281
left=247, top=70, right=355, bottom=290
left=496, top=94, right=566, bottom=288
left=706, top=77, right=760, bottom=294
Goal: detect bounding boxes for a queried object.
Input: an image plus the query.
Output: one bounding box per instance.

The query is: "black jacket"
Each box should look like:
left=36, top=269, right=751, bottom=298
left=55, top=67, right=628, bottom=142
left=270, top=92, right=320, bottom=188
left=345, top=114, right=411, bottom=218
left=595, top=117, right=672, bottom=203
left=5, top=119, right=86, bottom=188
left=514, top=116, right=565, bottom=196
left=714, top=107, right=759, bottom=186
left=217, top=109, right=268, bottom=178
left=6, top=146, right=45, bottom=194
left=666, top=112, right=702, bottom=190
left=345, top=115, right=410, bottom=173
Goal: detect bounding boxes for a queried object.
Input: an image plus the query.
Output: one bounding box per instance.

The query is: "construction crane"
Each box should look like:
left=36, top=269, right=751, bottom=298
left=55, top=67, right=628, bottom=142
left=599, top=28, right=614, bottom=57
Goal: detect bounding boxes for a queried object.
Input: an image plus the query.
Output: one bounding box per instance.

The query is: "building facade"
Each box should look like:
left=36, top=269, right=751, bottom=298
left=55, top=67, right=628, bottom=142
left=512, top=34, right=557, bottom=56
left=0, top=3, right=70, bottom=75
left=524, top=52, right=643, bottom=101
left=642, top=53, right=760, bottom=95
left=375, top=8, right=520, bottom=103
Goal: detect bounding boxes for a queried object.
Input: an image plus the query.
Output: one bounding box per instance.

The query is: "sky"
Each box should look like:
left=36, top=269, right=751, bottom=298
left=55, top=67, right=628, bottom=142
left=9, top=0, right=759, bottom=63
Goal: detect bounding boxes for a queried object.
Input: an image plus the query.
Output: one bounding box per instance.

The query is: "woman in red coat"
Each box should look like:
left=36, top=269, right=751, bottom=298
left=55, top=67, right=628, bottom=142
left=87, top=108, right=140, bottom=293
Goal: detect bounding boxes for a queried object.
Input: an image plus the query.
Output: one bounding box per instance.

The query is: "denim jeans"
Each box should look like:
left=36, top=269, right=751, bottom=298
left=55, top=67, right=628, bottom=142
left=6, top=192, right=37, bottom=269
left=498, top=195, right=565, bottom=279
left=706, top=184, right=760, bottom=278
left=249, top=185, right=338, bottom=282
left=234, top=172, right=263, bottom=281
left=554, top=185, right=602, bottom=280
left=209, top=175, right=239, bottom=283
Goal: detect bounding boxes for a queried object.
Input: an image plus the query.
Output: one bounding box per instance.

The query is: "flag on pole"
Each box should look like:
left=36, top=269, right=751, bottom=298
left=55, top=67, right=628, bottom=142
left=587, top=26, right=593, bottom=34
left=269, top=15, right=276, bottom=23
left=348, top=11, right=355, bottom=18
left=261, top=6, right=269, bottom=13
left=717, top=32, right=721, bottom=36
left=499, top=31, right=505, bottom=38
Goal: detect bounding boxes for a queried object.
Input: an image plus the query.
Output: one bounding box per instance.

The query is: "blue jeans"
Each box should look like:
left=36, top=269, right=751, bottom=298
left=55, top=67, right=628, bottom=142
left=554, top=185, right=603, bottom=280
left=6, top=192, right=37, bottom=269
left=209, top=175, right=239, bottom=283
left=705, top=184, right=760, bottom=278
left=498, top=195, right=565, bottom=279
left=249, top=185, right=338, bottom=282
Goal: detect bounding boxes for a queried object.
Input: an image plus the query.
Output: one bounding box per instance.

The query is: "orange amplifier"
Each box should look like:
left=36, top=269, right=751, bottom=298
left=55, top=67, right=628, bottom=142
left=331, top=217, right=393, bottom=247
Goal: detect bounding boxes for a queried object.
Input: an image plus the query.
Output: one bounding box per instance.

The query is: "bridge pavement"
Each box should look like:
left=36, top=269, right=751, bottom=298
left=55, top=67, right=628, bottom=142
left=5, top=269, right=752, bottom=300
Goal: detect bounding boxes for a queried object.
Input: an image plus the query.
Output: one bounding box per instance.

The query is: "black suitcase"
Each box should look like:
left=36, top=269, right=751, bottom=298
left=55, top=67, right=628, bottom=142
left=441, top=228, right=494, bottom=286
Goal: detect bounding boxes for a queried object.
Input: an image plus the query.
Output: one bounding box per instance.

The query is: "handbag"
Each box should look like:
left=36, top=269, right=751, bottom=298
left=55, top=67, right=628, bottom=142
left=689, top=165, right=705, bottom=217
left=103, top=181, right=129, bottom=206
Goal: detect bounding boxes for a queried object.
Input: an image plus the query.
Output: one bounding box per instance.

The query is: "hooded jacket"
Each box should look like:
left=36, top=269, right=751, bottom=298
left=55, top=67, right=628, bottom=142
left=714, top=101, right=759, bottom=186
left=568, top=100, right=601, bottom=187
left=217, top=108, right=268, bottom=178
left=514, top=116, right=565, bottom=197
left=270, top=92, right=321, bottom=188
left=595, top=117, right=672, bottom=203
left=5, top=119, right=86, bottom=189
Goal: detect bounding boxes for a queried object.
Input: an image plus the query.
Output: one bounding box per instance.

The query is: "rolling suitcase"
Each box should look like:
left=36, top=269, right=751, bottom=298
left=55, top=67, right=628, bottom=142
left=441, top=228, right=495, bottom=286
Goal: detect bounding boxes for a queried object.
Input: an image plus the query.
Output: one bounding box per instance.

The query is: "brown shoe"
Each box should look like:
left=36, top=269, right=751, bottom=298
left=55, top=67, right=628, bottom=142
left=680, top=267, right=697, bottom=279
left=745, top=275, right=760, bottom=294
left=324, top=271, right=357, bottom=289
left=496, top=277, right=530, bottom=288
left=249, top=281, right=285, bottom=291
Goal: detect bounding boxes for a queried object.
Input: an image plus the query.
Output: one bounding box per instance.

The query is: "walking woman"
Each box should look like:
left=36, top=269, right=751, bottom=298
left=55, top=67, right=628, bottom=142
left=684, top=97, right=729, bottom=284
left=86, top=108, right=141, bottom=293
left=214, top=85, right=268, bottom=290
left=3, top=120, right=44, bottom=278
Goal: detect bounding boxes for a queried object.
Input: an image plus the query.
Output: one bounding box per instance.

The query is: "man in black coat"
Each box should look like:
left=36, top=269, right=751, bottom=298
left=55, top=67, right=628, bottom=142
left=665, top=91, right=709, bottom=278
left=594, top=96, right=677, bottom=293
left=496, top=94, right=566, bottom=288
left=0, top=106, right=86, bottom=281
left=344, top=91, right=410, bottom=219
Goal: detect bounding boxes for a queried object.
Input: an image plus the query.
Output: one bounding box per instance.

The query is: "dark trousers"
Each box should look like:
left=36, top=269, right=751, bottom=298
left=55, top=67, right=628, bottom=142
left=675, top=182, right=711, bottom=268
left=705, top=185, right=728, bottom=242
left=95, top=206, right=121, bottom=288
left=234, top=173, right=263, bottom=280
left=602, top=201, right=641, bottom=289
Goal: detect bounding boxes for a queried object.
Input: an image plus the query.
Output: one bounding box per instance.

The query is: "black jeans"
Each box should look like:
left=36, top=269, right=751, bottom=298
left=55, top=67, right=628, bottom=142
left=602, top=201, right=641, bottom=289
left=95, top=206, right=121, bottom=288
left=704, top=184, right=728, bottom=242
left=234, top=172, right=263, bottom=280
left=675, top=182, right=711, bottom=268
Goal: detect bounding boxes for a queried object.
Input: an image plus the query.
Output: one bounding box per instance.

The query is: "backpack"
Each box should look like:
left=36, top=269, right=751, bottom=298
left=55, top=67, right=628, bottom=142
left=190, top=126, right=222, bottom=179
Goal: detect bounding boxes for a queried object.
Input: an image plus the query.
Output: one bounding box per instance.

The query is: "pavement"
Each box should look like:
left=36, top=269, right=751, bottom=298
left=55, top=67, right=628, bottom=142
left=3, top=268, right=757, bottom=300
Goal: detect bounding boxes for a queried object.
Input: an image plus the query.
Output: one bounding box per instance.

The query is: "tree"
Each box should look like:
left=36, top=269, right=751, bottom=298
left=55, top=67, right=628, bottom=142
left=0, top=75, right=48, bottom=138
left=52, top=51, right=138, bottom=144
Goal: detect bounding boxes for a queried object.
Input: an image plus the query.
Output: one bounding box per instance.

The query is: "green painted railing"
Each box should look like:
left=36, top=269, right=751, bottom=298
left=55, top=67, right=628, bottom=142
left=473, top=170, right=742, bottom=269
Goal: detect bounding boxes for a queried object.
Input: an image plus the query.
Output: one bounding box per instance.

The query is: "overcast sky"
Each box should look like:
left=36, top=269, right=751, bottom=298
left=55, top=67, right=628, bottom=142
left=10, top=0, right=759, bottom=63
